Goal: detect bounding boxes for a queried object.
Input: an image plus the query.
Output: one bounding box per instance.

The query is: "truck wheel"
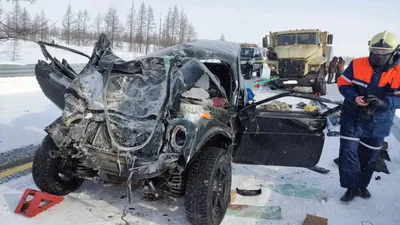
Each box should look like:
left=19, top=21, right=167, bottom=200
left=32, top=135, right=84, bottom=196
left=184, top=147, right=232, bottom=225
left=256, top=66, right=263, bottom=77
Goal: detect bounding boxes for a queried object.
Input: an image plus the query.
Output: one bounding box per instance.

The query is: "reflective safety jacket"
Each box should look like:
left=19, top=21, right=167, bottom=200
left=337, top=56, right=400, bottom=137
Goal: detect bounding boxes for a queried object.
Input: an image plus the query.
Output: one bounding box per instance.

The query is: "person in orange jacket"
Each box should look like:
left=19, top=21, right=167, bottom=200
left=337, top=30, right=400, bottom=202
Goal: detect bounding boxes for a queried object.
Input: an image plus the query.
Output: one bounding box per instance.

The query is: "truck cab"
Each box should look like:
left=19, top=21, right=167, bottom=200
left=263, top=29, right=334, bottom=95
left=239, top=43, right=264, bottom=79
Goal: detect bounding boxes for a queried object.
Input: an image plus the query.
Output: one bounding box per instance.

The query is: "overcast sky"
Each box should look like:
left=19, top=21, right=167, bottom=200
left=1, top=0, right=399, bottom=57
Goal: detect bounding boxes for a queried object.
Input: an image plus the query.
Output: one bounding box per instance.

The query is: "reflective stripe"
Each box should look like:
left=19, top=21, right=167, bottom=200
left=340, top=136, right=360, bottom=141
left=340, top=75, right=352, bottom=83
left=352, top=80, right=368, bottom=88
left=359, top=141, right=382, bottom=150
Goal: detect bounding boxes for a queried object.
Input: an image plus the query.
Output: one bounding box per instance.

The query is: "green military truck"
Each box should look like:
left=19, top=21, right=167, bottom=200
left=239, top=43, right=265, bottom=79
left=263, top=29, right=334, bottom=95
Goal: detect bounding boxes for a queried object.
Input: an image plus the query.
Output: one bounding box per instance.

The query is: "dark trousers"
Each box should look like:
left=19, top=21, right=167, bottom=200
left=334, top=72, right=342, bottom=83
left=327, top=73, right=334, bottom=84
left=339, top=136, right=384, bottom=188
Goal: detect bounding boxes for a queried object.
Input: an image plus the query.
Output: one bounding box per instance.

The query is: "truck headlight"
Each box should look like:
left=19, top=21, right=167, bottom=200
left=310, top=66, right=316, bottom=71
left=241, top=60, right=247, bottom=64
left=271, top=65, right=276, bottom=70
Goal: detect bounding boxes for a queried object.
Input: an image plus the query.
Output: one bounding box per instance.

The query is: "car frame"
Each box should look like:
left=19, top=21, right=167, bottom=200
left=32, top=34, right=341, bottom=225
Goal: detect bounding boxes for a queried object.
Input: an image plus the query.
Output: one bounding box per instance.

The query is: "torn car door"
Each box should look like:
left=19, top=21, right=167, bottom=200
left=232, top=92, right=342, bottom=168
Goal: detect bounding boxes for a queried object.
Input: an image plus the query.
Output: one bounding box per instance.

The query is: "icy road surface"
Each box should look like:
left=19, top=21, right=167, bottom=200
left=1, top=71, right=400, bottom=225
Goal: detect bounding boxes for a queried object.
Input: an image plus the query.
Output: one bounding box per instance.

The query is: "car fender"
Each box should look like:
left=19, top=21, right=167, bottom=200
left=184, top=122, right=233, bottom=165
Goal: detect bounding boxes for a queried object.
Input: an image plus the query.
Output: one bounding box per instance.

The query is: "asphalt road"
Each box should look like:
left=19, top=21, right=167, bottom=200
left=0, top=63, right=86, bottom=77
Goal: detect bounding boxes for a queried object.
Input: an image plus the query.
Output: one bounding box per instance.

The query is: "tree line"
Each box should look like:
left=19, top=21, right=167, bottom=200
left=0, top=0, right=198, bottom=54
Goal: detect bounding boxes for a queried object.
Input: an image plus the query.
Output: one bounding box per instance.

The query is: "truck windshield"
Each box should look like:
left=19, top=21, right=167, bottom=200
left=276, top=34, right=296, bottom=46
left=297, top=33, right=318, bottom=44
left=276, top=33, right=319, bottom=45
left=240, top=48, right=254, bottom=58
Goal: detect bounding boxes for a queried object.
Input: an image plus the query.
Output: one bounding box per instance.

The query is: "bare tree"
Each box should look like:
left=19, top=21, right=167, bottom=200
left=219, top=33, right=225, bottom=41
left=170, top=5, right=179, bottom=44
left=30, top=13, right=40, bottom=41
left=20, top=7, right=30, bottom=40
left=161, top=7, right=172, bottom=47
left=145, top=4, right=155, bottom=54
left=186, top=24, right=197, bottom=42
left=39, top=10, right=48, bottom=41
left=93, top=11, right=102, bottom=37
left=126, top=0, right=135, bottom=52
left=49, top=25, right=59, bottom=38
left=7, top=38, right=21, bottom=61
left=74, top=10, right=83, bottom=46
left=9, top=1, right=22, bottom=38
left=62, top=4, right=73, bottom=44
left=178, top=9, right=187, bottom=44
left=135, top=1, right=146, bottom=53
left=82, top=9, right=89, bottom=45
left=158, top=10, right=162, bottom=49
left=104, top=5, right=120, bottom=47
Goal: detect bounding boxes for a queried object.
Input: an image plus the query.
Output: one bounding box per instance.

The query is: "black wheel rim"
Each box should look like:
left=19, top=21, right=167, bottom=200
left=211, top=160, right=231, bottom=219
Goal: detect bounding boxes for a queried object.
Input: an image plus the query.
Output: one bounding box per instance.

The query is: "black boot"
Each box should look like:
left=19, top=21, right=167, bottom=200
left=340, top=188, right=360, bottom=202
left=360, top=187, right=371, bottom=199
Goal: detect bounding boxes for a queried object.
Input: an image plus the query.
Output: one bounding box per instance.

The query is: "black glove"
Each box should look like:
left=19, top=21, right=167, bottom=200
left=359, top=95, right=386, bottom=119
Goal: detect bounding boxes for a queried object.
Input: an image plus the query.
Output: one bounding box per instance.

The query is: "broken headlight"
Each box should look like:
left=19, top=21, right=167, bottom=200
left=170, top=125, right=187, bottom=151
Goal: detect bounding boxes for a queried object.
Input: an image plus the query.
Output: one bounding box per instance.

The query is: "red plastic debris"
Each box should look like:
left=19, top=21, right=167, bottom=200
left=14, top=188, right=64, bottom=217
left=254, top=78, right=260, bottom=88
left=211, top=97, right=228, bottom=107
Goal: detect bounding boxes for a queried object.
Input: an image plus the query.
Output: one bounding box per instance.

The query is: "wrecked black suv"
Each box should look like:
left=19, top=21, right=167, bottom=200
left=32, top=34, right=341, bottom=225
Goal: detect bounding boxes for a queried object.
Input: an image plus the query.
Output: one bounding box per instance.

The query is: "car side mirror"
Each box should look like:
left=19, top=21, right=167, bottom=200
left=262, top=36, right=268, bottom=48
left=327, top=34, right=333, bottom=44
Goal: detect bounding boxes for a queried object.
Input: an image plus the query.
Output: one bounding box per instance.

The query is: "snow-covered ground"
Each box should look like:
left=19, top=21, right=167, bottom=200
left=0, top=77, right=60, bottom=152
left=1, top=69, right=400, bottom=224
left=0, top=38, right=145, bottom=65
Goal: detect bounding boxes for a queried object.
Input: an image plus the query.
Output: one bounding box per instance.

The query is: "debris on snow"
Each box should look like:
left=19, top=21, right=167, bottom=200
left=303, top=214, right=328, bottom=225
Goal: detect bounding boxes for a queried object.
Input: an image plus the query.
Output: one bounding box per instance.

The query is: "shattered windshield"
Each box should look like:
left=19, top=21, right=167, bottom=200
left=240, top=48, right=254, bottom=58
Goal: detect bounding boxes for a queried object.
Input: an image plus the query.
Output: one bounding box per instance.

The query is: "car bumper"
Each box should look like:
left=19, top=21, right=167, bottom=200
left=274, top=73, right=319, bottom=87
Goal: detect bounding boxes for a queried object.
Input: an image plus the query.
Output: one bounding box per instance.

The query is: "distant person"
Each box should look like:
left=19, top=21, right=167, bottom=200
left=327, top=56, right=338, bottom=84
left=335, top=57, right=346, bottom=83
left=336, top=30, right=400, bottom=202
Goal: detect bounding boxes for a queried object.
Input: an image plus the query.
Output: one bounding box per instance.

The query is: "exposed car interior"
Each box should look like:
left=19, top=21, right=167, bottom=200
left=203, top=61, right=235, bottom=103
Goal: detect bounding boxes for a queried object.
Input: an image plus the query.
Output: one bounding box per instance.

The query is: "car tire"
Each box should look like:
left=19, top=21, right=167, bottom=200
left=184, top=147, right=232, bottom=225
left=32, top=135, right=84, bottom=196
left=256, top=65, right=263, bottom=77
